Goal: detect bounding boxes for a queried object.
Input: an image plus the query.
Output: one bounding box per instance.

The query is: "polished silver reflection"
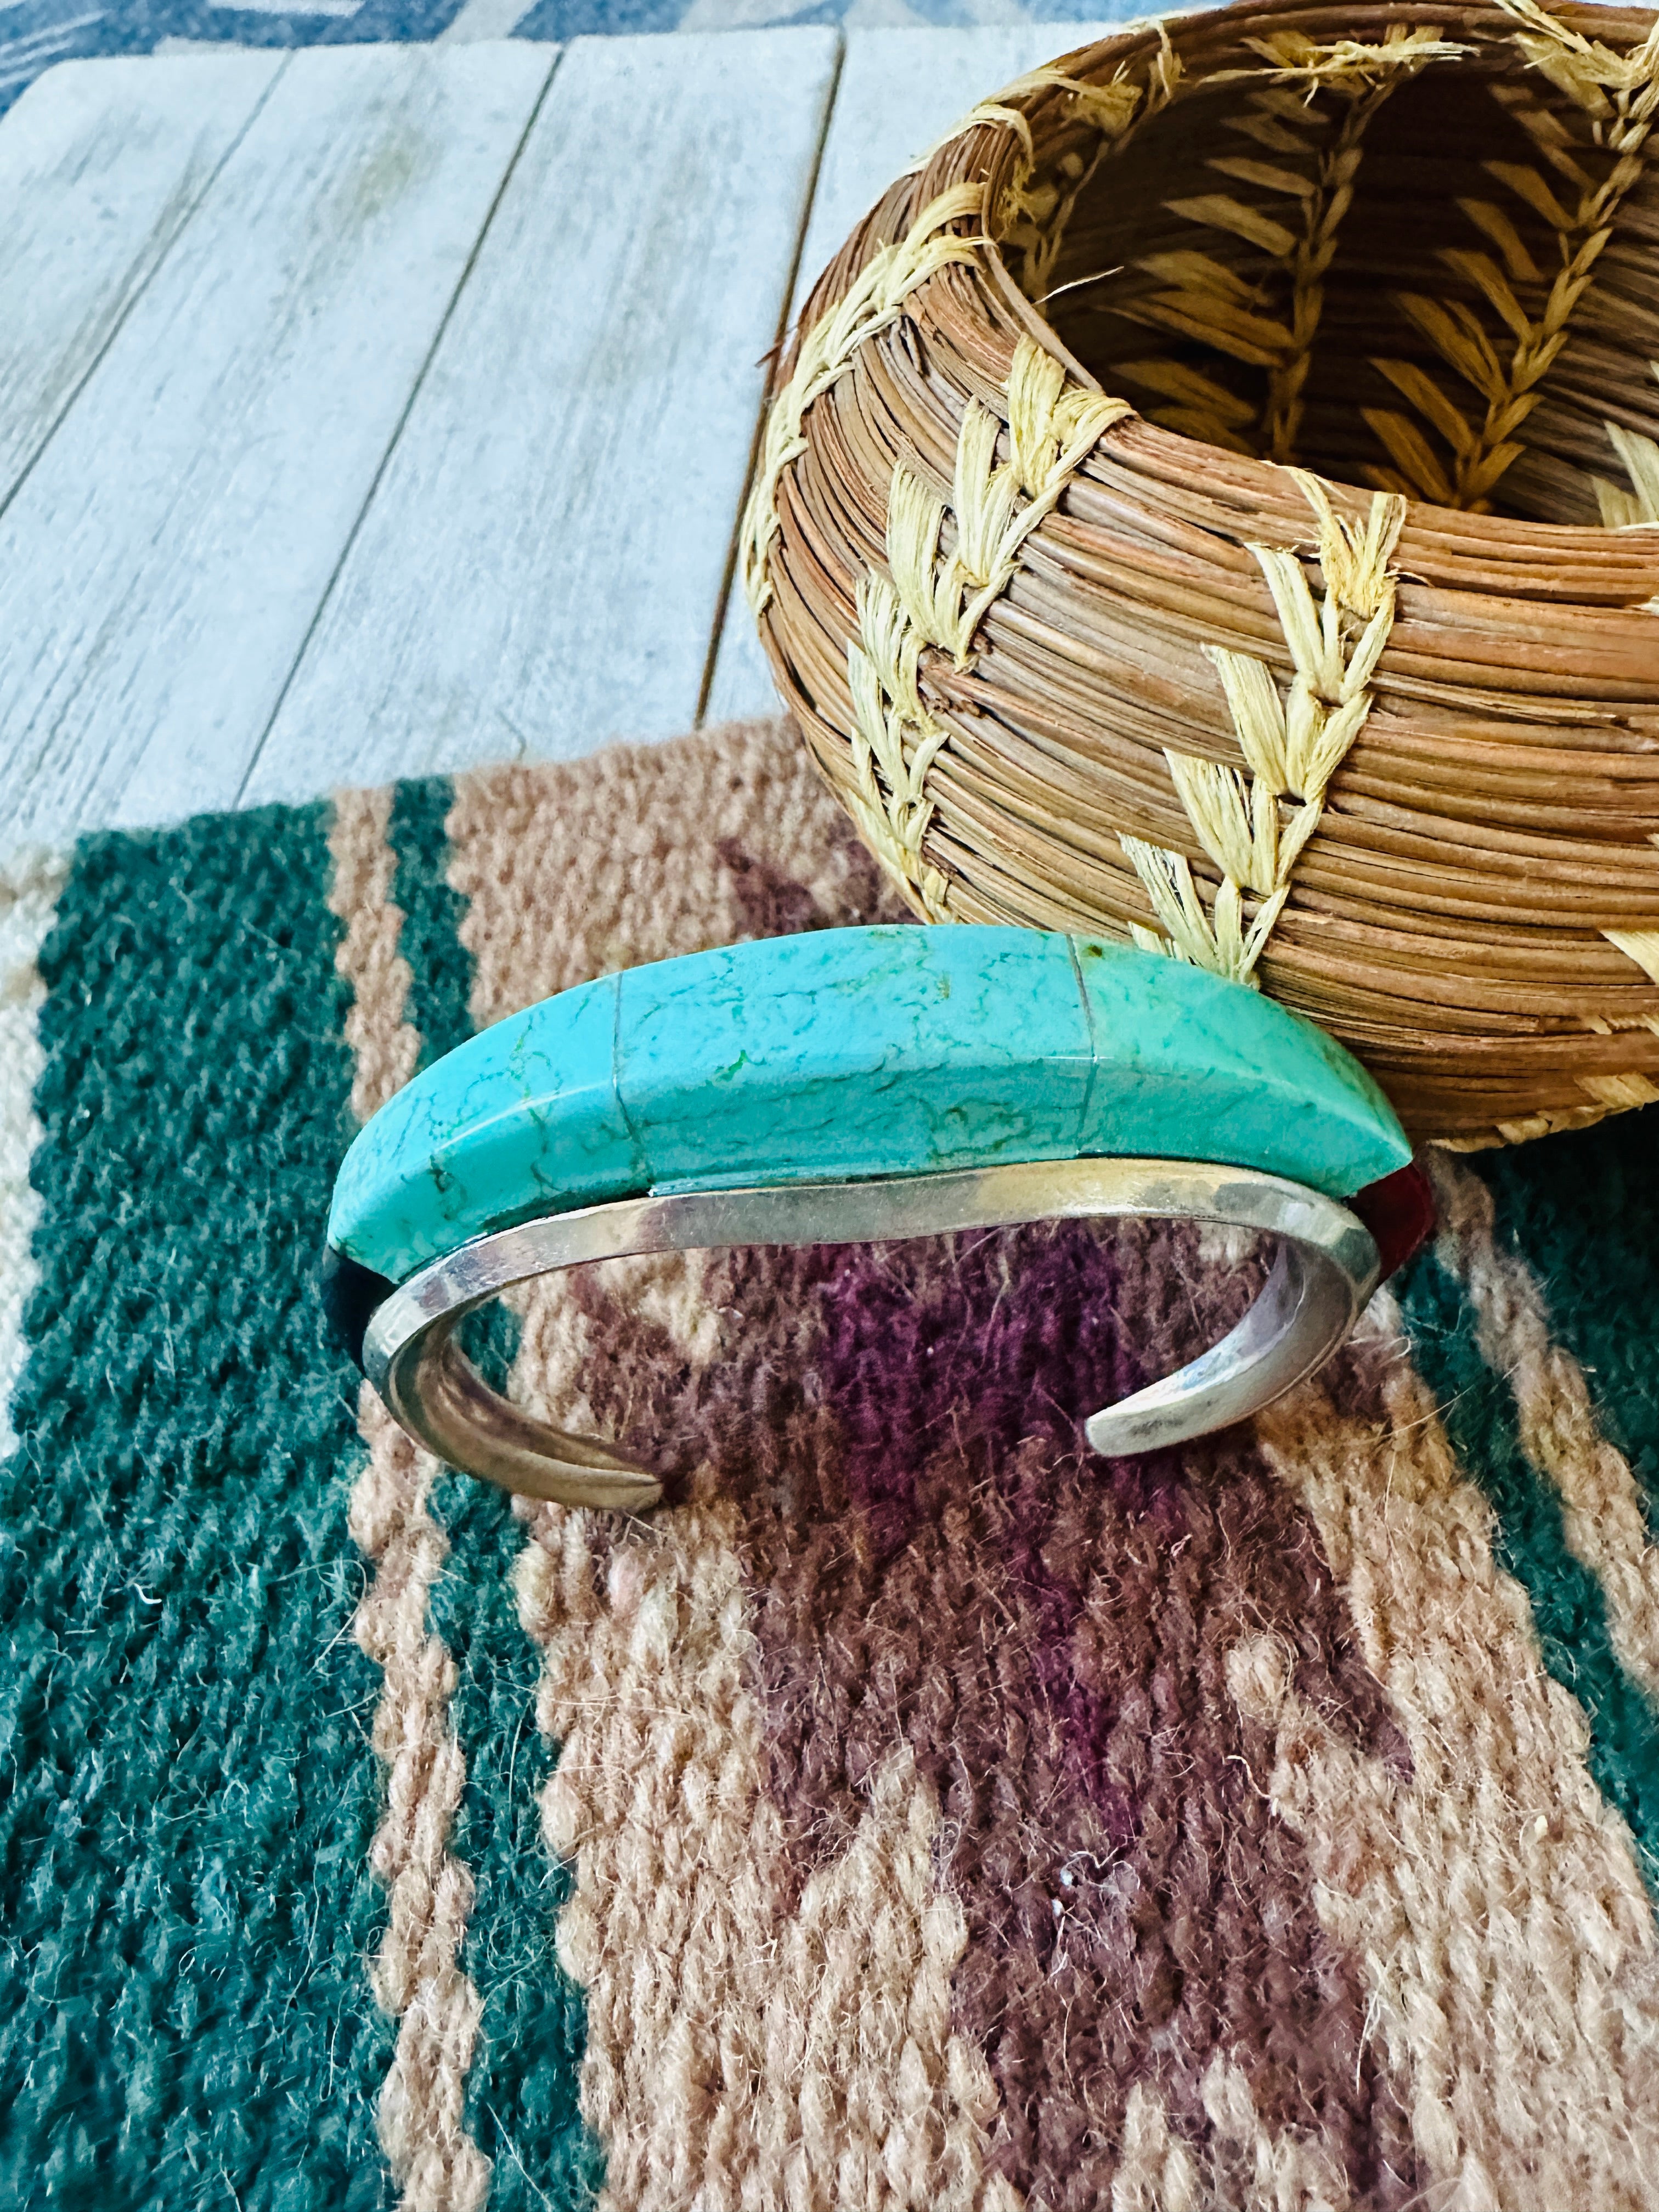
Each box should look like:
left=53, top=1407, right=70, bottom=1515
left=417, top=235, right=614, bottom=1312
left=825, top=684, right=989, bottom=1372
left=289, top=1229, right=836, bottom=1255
left=362, top=1158, right=1381, bottom=1510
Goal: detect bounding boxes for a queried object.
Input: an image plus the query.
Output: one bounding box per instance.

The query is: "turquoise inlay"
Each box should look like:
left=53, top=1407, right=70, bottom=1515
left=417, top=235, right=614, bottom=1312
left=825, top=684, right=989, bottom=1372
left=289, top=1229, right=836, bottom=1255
left=620, top=926, right=1092, bottom=1190
left=1073, top=938, right=1409, bottom=1200
left=330, top=970, right=647, bottom=1280
left=329, top=926, right=1413, bottom=1285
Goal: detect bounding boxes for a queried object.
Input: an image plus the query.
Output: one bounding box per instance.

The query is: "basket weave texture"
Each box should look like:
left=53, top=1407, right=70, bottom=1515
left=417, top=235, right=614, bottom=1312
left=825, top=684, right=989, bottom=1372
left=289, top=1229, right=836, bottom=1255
left=744, top=0, right=1659, bottom=1148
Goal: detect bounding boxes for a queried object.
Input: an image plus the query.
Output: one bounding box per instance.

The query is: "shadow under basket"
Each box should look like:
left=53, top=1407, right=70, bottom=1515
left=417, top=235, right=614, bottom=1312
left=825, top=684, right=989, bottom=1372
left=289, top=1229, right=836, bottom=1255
left=742, top=0, right=1659, bottom=1150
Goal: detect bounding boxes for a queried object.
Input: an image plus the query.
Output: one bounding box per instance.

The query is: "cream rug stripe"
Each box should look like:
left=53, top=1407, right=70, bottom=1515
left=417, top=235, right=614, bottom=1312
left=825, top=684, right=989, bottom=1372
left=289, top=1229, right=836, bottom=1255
left=1425, top=1148, right=1659, bottom=1703
left=446, top=725, right=1015, bottom=2210
left=333, top=785, right=421, bottom=1128
left=1195, top=2053, right=1353, bottom=2212
left=1108, top=2081, right=1205, bottom=2212
left=351, top=1390, right=491, bottom=2212
left=1243, top=1300, right=1659, bottom=2212
left=520, top=1500, right=1014, bottom=2212
left=328, top=787, right=491, bottom=2212
left=1110, top=2065, right=1358, bottom=2212
left=0, top=850, right=66, bottom=1460
left=506, top=1255, right=1011, bottom=2210
left=447, top=721, right=878, bottom=1017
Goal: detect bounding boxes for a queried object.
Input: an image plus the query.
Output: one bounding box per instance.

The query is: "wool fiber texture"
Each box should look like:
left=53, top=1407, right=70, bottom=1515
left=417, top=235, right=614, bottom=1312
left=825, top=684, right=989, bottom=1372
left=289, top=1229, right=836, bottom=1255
left=2, top=718, right=1658, bottom=2211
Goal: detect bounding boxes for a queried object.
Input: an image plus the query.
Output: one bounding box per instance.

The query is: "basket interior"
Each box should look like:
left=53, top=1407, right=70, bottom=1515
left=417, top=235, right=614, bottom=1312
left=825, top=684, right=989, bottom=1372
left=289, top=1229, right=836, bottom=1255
left=1031, top=44, right=1659, bottom=525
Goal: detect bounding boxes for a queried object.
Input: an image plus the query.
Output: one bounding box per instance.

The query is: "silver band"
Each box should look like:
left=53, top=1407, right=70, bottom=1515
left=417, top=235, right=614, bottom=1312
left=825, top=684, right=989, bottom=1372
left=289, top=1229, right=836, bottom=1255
left=362, top=1157, right=1381, bottom=1510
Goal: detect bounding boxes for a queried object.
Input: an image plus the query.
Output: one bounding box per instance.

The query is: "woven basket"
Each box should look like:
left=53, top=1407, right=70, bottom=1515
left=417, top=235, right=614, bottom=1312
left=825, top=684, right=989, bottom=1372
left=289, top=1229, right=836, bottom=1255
left=742, top=0, right=1659, bottom=1149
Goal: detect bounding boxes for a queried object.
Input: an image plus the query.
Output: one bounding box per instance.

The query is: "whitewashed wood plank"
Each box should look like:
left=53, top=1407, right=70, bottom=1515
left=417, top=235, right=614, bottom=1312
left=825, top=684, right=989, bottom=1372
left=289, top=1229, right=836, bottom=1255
left=0, top=49, right=283, bottom=515
left=0, top=41, right=557, bottom=848
left=703, top=20, right=1117, bottom=728
left=242, top=27, right=839, bottom=804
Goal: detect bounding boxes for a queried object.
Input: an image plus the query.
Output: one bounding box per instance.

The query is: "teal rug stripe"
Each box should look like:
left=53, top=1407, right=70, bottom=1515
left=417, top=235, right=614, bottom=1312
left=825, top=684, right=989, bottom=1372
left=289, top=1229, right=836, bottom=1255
left=1398, top=1247, right=1659, bottom=1893
left=0, top=809, right=394, bottom=2212
left=1468, top=1115, right=1659, bottom=1539
left=429, top=1468, right=603, bottom=2210
left=385, top=778, right=601, bottom=2207
left=387, top=776, right=476, bottom=1069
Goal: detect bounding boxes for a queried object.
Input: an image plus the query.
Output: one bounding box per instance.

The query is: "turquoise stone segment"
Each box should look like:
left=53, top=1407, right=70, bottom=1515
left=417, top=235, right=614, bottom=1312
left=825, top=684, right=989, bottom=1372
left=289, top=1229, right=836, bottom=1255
left=617, top=926, right=1093, bottom=1191
left=327, top=970, right=645, bottom=1280
left=327, top=924, right=1413, bottom=1284
left=1072, top=937, right=1410, bottom=1197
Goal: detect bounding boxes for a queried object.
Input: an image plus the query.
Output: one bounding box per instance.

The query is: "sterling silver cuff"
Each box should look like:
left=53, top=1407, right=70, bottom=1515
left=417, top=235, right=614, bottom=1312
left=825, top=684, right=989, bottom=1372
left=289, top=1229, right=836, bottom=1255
left=362, top=1156, right=1383, bottom=1512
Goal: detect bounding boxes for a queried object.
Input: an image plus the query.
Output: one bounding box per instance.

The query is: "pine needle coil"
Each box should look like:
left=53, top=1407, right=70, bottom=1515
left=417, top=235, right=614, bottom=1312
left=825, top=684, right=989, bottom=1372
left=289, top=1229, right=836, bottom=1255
left=744, top=0, right=1659, bottom=1148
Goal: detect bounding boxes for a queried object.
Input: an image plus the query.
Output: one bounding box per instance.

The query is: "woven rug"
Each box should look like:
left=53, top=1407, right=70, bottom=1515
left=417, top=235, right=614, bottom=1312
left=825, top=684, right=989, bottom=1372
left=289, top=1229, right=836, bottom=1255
left=2, top=715, right=1658, bottom=2212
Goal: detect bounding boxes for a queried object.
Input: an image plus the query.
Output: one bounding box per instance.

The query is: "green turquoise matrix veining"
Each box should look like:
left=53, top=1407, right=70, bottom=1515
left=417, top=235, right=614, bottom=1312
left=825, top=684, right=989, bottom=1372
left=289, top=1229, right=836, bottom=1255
left=328, top=925, right=1411, bottom=1285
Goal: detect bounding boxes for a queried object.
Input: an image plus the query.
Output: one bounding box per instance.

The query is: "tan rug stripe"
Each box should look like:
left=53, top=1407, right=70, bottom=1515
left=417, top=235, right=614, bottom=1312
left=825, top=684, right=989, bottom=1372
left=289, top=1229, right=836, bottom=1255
left=446, top=719, right=893, bottom=1009
left=1110, top=2064, right=1362, bottom=2212
left=512, top=1226, right=1424, bottom=2211
left=331, top=785, right=420, bottom=1125
left=446, top=724, right=1014, bottom=2209
left=0, top=849, right=66, bottom=1459
left=1108, top=2082, right=1204, bottom=2212
left=1426, top=1149, right=1659, bottom=1702
left=529, top=1510, right=998, bottom=2208
left=505, top=1263, right=1014, bottom=2212
left=1242, top=1299, right=1659, bottom=2211
left=327, top=786, right=490, bottom=2212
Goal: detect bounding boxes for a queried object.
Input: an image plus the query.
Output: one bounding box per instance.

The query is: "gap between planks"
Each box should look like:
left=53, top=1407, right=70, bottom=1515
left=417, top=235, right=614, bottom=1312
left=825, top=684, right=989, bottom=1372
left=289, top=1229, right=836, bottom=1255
left=699, top=19, right=1125, bottom=730
left=0, top=40, right=563, bottom=846
left=0, top=26, right=1137, bottom=845
left=237, top=28, right=843, bottom=806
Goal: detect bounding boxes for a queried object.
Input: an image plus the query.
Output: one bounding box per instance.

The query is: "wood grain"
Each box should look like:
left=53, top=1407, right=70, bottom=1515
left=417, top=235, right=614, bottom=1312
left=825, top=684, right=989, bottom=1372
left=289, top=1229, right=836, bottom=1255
left=0, top=40, right=556, bottom=845
left=242, top=29, right=839, bottom=806
left=0, top=49, right=283, bottom=516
